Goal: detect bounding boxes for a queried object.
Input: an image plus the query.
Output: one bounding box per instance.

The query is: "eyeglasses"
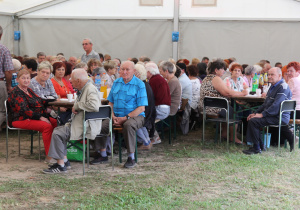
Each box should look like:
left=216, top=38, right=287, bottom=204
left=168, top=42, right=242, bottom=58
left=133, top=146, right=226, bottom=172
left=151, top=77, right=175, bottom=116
left=233, top=69, right=241, bottom=72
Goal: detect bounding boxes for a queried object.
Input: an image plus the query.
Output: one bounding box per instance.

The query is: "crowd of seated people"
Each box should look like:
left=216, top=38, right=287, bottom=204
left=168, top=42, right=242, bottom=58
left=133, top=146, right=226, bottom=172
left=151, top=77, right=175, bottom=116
left=3, top=45, right=300, bottom=173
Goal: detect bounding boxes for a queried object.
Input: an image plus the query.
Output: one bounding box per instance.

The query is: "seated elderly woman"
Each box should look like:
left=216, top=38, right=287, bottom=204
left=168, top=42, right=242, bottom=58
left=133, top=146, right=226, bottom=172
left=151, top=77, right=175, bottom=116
left=87, top=58, right=102, bottom=76
left=243, top=65, right=256, bottom=88
left=29, top=61, right=57, bottom=99
left=103, top=60, right=117, bottom=88
left=135, top=64, right=156, bottom=150
left=223, top=63, right=247, bottom=92
left=62, top=61, right=75, bottom=94
left=159, top=61, right=182, bottom=116
left=8, top=69, right=57, bottom=160
left=51, top=62, right=72, bottom=124
left=199, top=59, right=247, bottom=144
left=51, top=62, right=71, bottom=98
left=287, top=61, right=300, bottom=119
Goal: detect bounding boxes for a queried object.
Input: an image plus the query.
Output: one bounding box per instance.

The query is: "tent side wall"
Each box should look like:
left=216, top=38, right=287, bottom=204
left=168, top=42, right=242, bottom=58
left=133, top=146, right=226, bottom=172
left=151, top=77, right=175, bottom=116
left=0, top=15, right=14, bottom=53
left=179, top=20, right=300, bottom=66
left=19, top=18, right=173, bottom=62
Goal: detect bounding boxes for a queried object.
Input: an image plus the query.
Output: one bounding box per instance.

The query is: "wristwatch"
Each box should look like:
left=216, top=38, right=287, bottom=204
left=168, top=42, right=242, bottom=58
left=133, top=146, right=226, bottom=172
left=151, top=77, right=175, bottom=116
left=126, top=115, right=130, bottom=120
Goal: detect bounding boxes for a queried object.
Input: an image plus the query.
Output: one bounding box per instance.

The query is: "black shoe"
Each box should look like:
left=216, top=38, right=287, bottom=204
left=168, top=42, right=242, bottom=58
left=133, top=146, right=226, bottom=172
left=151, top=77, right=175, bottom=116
left=90, top=155, right=108, bottom=165
left=260, top=144, right=267, bottom=152
left=124, top=157, right=136, bottom=168
left=65, top=160, right=71, bottom=170
left=242, top=147, right=262, bottom=155
left=43, top=164, right=67, bottom=174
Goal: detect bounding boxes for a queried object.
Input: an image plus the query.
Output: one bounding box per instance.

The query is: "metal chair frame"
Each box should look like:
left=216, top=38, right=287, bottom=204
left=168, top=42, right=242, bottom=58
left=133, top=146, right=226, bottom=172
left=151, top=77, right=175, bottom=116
left=5, top=100, right=41, bottom=162
left=265, top=100, right=296, bottom=151
left=82, top=105, right=113, bottom=175
left=202, top=96, right=243, bottom=149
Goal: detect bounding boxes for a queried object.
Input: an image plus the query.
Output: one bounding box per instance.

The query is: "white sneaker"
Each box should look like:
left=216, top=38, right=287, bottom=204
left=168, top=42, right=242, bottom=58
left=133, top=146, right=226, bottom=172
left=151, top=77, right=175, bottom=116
left=151, top=137, right=161, bottom=145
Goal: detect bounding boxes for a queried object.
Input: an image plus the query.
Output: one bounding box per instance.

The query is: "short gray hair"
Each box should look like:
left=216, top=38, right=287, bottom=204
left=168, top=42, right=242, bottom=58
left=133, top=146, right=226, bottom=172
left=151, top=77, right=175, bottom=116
left=72, top=68, right=88, bottom=81
left=121, top=60, right=135, bottom=69
left=83, top=38, right=92, bottom=44
left=159, top=61, right=175, bottom=73
left=270, top=67, right=282, bottom=75
left=38, top=61, right=53, bottom=72
left=135, top=64, right=147, bottom=81
left=75, top=62, right=88, bottom=69
left=12, top=59, right=21, bottom=71
left=145, top=62, right=159, bottom=75
left=244, top=65, right=256, bottom=76
left=37, top=52, right=46, bottom=57
left=92, top=67, right=106, bottom=76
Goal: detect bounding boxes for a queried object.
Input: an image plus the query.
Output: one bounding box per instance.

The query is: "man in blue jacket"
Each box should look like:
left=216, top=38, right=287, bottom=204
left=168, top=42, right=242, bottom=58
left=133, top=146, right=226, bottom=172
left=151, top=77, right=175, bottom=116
left=243, top=67, right=294, bottom=155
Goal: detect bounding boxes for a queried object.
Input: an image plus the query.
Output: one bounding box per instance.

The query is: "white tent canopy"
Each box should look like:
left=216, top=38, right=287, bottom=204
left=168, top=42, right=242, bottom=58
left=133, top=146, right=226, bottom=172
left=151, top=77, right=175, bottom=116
left=1, top=0, right=300, bottom=65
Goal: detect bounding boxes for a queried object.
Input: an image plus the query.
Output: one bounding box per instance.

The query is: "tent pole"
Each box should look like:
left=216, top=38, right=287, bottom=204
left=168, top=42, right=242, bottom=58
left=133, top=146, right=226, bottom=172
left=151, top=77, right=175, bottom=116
left=172, top=0, right=179, bottom=61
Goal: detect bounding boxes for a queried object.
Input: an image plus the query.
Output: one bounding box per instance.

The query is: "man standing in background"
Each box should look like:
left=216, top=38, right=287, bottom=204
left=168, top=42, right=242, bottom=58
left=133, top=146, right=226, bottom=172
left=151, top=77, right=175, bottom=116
left=0, top=25, right=14, bottom=128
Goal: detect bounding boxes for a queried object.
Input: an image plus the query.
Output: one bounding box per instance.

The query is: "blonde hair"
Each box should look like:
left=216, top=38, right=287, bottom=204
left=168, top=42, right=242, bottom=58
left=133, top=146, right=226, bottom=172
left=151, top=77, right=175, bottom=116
left=17, top=69, right=30, bottom=79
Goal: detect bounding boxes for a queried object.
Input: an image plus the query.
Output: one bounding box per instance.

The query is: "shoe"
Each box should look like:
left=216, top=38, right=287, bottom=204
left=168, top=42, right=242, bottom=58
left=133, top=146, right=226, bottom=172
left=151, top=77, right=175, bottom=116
left=151, top=137, right=161, bottom=145
left=242, top=147, right=262, bottom=155
left=65, top=160, right=71, bottom=170
left=138, top=142, right=152, bottom=151
left=43, top=164, right=67, bottom=174
left=90, top=155, right=108, bottom=165
left=260, top=143, right=267, bottom=151
left=124, top=157, right=136, bottom=168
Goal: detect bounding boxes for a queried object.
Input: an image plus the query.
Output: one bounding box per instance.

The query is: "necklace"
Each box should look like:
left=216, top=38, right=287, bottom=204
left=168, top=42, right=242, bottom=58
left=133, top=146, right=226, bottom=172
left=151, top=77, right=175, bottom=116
left=18, top=85, right=29, bottom=95
left=54, top=77, right=64, bottom=87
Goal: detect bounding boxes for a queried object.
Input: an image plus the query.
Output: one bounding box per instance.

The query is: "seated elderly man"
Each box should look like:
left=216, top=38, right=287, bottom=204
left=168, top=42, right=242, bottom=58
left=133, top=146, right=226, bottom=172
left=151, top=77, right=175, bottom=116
left=92, top=61, right=148, bottom=168
left=243, top=67, right=294, bottom=155
left=43, top=68, right=101, bottom=174
left=145, top=62, right=171, bottom=144
left=159, top=61, right=182, bottom=117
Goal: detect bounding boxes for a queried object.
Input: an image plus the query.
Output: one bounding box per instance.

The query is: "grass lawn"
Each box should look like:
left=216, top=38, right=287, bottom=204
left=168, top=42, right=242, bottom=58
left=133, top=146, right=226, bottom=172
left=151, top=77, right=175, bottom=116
left=0, top=126, right=300, bottom=209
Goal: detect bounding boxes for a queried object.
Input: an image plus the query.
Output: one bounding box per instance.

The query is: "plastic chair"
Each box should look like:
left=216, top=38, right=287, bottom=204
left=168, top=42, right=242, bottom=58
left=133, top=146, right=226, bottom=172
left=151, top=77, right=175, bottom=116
left=202, top=96, right=243, bottom=149
left=5, top=100, right=41, bottom=162
left=82, top=105, right=113, bottom=175
left=289, top=118, right=300, bottom=149
left=266, top=100, right=296, bottom=151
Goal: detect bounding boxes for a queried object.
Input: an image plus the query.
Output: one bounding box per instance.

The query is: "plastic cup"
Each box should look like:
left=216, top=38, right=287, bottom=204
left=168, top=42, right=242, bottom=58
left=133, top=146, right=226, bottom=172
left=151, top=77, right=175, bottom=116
left=73, top=93, right=77, bottom=100
left=67, top=94, right=73, bottom=102
left=247, top=88, right=251, bottom=95
left=256, top=89, right=261, bottom=96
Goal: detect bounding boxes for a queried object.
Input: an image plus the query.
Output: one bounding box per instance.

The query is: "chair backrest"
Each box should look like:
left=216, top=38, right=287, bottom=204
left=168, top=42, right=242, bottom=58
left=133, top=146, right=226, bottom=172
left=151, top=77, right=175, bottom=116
left=280, top=100, right=296, bottom=113
left=84, top=105, right=112, bottom=121
left=203, top=96, right=229, bottom=110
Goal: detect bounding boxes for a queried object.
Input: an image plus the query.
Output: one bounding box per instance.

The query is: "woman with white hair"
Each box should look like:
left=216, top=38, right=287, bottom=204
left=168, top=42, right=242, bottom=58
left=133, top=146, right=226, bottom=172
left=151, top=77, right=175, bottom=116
left=134, top=64, right=156, bottom=150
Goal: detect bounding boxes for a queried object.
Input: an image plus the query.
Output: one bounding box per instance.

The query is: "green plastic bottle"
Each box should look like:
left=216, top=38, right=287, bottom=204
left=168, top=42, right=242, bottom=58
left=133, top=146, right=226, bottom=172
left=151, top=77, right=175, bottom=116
left=252, top=73, right=259, bottom=92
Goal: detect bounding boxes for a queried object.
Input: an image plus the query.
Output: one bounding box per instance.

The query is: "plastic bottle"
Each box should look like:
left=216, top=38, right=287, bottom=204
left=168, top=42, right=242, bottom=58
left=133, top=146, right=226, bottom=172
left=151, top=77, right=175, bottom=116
left=100, top=73, right=108, bottom=98
left=264, top=73, right=268, bottom=85
left=11, top=73, right=18, bottom=87
left=252, top=73, right=258, bottom=92
left=95, top=74, right=101, bottom=91
left=259, top=74, right=264, bottom=91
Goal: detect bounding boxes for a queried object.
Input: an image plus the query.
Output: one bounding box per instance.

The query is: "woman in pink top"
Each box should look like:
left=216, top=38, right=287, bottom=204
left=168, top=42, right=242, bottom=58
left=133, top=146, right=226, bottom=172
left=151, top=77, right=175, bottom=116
left=287, top=61, right=300, bottom=118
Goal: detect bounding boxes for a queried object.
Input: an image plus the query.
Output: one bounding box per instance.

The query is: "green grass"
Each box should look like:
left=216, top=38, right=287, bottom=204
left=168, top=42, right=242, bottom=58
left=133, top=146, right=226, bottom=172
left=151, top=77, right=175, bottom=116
left=1, top=128, right=300, bottom=209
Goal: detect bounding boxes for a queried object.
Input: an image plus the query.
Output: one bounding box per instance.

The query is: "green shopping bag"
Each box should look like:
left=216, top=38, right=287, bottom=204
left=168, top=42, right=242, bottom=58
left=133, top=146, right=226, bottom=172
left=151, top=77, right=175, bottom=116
left=67, top=140, right=87, bottom=161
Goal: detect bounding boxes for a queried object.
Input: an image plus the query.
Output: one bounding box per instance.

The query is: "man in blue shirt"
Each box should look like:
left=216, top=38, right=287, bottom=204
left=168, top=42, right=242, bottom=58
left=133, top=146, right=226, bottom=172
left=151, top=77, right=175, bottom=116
left=92, top=61, right=148, bottom=168
left=243, top=67, right=294, bottom=155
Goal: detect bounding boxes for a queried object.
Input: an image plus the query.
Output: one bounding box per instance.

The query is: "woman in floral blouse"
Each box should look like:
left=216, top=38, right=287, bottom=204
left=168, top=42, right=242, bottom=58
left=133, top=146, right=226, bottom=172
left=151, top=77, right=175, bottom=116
left=8, top=69, right=57, bottom=158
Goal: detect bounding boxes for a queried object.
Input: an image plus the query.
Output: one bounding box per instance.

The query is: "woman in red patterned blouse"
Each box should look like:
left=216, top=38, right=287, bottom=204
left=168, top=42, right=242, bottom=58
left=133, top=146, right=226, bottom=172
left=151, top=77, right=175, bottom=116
left=8, top=69, right=57, bottom=158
